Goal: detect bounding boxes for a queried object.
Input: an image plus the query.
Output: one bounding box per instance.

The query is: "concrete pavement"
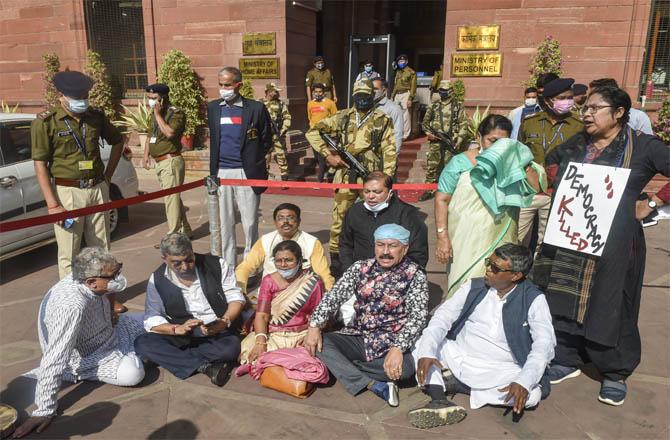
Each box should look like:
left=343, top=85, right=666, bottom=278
left=0, top=170, right=668, bottom=439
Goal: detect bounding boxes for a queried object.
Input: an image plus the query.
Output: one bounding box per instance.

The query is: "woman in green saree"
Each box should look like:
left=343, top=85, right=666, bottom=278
left=434, top=115, right=545, bottom=297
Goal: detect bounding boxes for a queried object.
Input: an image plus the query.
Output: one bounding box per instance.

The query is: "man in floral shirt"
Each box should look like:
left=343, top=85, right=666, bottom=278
left=304, top=224, right=429, bottom=407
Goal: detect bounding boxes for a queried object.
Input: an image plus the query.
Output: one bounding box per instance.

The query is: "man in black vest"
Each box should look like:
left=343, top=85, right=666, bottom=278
left=134, top=233, right=245, bottom=386
left=409, top=244, right=555, bottom=429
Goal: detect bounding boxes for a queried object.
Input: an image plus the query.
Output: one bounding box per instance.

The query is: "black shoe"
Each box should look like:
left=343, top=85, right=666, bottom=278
left=443, top=371, right=471, bottom=397
left=197, top=361, right=234, bottom=387
left=330, top=252, right=342, bottom=278
left=408, top=399, right=467, bottom=429
left=418, top=191, right=435, bottom=202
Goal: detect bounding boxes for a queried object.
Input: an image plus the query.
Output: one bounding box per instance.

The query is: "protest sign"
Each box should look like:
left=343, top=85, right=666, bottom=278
left=544, top=162, right=631, bottom=256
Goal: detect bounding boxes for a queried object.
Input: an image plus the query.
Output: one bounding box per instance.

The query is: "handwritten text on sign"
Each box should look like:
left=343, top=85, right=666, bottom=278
left=544, top=162, right=630, bottom=256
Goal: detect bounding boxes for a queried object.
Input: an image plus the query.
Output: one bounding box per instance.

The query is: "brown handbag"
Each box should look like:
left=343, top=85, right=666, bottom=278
left=259, top=366, right=315, bottom=399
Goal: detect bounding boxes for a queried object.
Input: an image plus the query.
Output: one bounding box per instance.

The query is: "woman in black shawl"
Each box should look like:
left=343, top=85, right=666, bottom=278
left=532, top=86, right=669, bottom=406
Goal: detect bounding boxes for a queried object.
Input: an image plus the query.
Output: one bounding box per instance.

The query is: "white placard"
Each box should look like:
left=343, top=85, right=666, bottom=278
left=544, top=162, right=631, bottom=256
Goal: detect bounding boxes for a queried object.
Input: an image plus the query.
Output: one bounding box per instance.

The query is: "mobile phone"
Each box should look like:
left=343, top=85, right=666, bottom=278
left=202, top=316, right=218, bottom=326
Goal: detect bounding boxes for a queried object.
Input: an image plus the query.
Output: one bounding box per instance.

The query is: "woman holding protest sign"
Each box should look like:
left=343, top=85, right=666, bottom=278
left=533, top=85, right=670, bottom=407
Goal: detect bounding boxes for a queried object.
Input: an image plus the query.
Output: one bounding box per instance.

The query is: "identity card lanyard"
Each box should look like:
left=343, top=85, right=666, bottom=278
left=355, top=109, right=375, bottom=130
left=542, top=121, right=565, bottom=153
left=63, top=118, right=87, bottom=158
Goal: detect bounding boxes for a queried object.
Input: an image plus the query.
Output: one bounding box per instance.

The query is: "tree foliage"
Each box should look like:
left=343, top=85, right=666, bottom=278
left=652, top=96, right=670, bottom=143
left=42, top=52, right=61, bottom=110
left=452, top=79, right=465, bottom=105
left=526, top=36, right=563, bottom=88
left=240, top=79, right=254, bottom=99
left=84, top=50, right=115, bottom=119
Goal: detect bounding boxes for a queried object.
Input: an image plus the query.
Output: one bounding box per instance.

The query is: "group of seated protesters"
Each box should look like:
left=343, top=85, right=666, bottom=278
left=16, top=80, right=669, bottom=438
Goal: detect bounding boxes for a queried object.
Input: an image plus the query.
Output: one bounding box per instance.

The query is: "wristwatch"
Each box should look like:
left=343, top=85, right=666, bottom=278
left=648, top=199, right=657, bottom=209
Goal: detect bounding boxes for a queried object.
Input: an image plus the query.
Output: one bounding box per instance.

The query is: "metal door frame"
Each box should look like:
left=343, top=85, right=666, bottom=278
left=346, top=34, right=396, bottom=107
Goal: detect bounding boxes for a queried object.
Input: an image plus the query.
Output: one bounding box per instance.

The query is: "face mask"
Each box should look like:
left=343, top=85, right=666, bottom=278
left=438, top=91, right=451, bottom=100
left=313, top=95, right=324, bottom=102
left=374, top=89, right=385, bottom=100
left=277, top=266, right=300, bottom=279
left=524, top=98, right=537, bottom=107
left=552, top=98, right=574, bottom=115
left=316, top=63, right=325, bottom=70
left=148, top=99, right=157, bottom=109
left=397, top=61, right=407, bottom=69
left=354, top=95, right=374, bottom=112
left=106, top=274, right=128, bottom=293
left=219, top=89, right=237, bottom=101
left=67, top=98, right=89, bottom=114
left=364, top=66, right=373, bottom=73
left=364, top=191, right=392, bottom=213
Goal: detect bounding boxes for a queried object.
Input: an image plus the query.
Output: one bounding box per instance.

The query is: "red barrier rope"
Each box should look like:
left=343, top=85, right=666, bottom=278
left=0, top=178, right=437, bottom=233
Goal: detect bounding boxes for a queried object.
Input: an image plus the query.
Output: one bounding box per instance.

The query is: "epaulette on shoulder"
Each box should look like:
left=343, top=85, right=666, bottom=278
left=168, top=106, right=181, bottom=112
left=524, top=112, right=543, bottom=121
left=37, top=110, right=53, bottom=120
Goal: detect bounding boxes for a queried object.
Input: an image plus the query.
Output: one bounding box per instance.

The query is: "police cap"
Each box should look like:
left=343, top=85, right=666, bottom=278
left=313, top=56, right=324, bottom=63
left=53, top=71, right=95, bottom=98
left=145, top=83, right=170, bottom=94
left=543, top=78, right=575, bottom=98
left=265, top=82, right=282, bottom=93
left=572, top=83, right=588, bottom=96
left=438, top=80, right=453, bottom=91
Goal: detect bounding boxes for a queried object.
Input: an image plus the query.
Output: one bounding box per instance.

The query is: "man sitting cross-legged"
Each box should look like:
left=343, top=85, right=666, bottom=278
left=304, top=224, right=429, bottom=407
left=409, top=244, right=555, bottom=429
left=134, top=233, right=245, bottom=387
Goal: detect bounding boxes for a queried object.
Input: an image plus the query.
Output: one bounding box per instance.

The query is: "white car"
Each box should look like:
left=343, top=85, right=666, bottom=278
left=0, top=113, right=139, bottom=260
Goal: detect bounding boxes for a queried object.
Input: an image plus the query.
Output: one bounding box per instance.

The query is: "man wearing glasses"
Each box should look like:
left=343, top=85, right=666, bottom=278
left=14, top=247, right=145, bottom=439
left=409, top=244, right=555, bottom=430
left=134, top=233, right=245, bottom=387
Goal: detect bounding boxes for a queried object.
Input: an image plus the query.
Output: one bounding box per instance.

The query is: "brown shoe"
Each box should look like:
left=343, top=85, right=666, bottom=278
left=113, top=301, right=128, bottom=314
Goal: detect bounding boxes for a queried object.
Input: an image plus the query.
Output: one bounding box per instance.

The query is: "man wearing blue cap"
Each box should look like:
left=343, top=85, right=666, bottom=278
left=304, top=223, right=429, bottom=407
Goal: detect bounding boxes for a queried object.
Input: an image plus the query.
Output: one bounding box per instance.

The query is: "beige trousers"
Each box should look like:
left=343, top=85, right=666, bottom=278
left=54, top=181, right=110, bottom=278
left=394, top=91, right=412, bottom=140
left=155, top=155, right=191, bottom=235
left=518, top=194, right=551, bottom=255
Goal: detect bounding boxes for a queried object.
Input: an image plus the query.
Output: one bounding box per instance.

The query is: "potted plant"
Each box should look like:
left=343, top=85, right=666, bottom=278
left=466, top=105, right=490, bottom=144
left=42, top=52, right=60, bottom=110
left=84, top=50, right=116, bottom=120
left=113, top=97, right=152, bottom=147
left=157, top=49, right=206, bottom=150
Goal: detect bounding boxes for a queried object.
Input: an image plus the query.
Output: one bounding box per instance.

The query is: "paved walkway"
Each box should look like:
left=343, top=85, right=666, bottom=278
left=1, top=171, right=668, bottom=439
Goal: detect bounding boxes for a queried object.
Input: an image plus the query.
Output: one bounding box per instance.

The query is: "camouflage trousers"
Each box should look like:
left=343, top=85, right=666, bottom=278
left=266, top=138, right=289, bottom=177
left=425, top=141, right=454, bottom=184
left=329, top=190, right=358, bottom=254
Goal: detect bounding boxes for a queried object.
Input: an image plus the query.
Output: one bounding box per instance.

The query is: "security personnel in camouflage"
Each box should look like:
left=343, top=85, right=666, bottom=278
left=30, top=70, right=126, bottom=312
left=419, top=80, right=468, bottom=201
left=391, top=54, right=417, bottom=140
left=305, top=79, right=396, bottom=270
left=305, top=56, right=338, bottom=103
left=143, top=83, right=191, bottom=238
left=262, top=82, right=291, bottom=180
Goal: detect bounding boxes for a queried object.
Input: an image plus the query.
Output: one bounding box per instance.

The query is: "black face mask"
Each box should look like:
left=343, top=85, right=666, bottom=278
left=438, top=91, right=451, bottom=100
left=354, top=95, right=374, bottom=112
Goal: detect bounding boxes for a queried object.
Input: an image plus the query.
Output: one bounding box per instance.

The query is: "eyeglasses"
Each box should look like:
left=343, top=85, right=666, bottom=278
left=93, top=264, right=123, bottom=280
left=485, top=258, right=514, bottom=274
left=276, top=216, right=298, bottom=223
left=579, top=104, right=613, bottom=115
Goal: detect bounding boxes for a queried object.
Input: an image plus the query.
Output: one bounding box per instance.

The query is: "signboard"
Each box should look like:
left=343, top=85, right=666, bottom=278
left=457, top=25, right=500, bottom=50
left=544, top=162, right=631, bottom=256
left=450, top=53, right=502, bottom=77
left=242, top=32, right=276, bottom=55
left=239, top=58, right=280, bottom=79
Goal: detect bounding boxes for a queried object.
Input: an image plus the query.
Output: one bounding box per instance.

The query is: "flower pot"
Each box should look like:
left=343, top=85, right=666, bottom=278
left=138, top=133, right=148, bottom=148
left=181, top=134, right=194, bottom=151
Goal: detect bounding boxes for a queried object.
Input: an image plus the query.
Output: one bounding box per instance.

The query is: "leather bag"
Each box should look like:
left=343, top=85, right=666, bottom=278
left=259, top=366, right=315, bottom=398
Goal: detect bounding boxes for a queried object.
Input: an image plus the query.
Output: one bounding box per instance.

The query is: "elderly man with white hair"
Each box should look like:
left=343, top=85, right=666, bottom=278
left=14, top=247, right=145, bottom=439
left=304, top=224, right=429, bottom=407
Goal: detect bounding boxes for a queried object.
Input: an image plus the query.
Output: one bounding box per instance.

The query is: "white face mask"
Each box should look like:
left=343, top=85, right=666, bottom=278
left=219, top=88, right=237, bottom=101
left=277, top=266, right=300, bottom=279
left=67, top=98, right=89, bottom=114
left=364, top=191, right=392, bottom=213
left=106, top=274, right=128, bottom=293
left=374, top=89, right=385, bottom=100
left=524, top=98, right=537, bottom=107
left=148, top=99, right=157, bottom=108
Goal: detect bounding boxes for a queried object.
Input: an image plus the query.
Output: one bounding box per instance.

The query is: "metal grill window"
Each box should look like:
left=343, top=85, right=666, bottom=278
left=641, top=0, right=670, bottom=103
left=83, top=0, right=148, bottom=99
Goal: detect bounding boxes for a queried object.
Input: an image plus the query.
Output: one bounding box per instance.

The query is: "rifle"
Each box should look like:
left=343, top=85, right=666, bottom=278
left=424, top=127, right=459, bottom=155
left=270, top=102, right=284, bottom=137
left=320, top=131, right=370, bottom=182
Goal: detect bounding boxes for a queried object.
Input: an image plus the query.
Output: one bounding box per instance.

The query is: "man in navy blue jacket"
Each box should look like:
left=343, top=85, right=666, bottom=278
left=208, top=67, right=272, bottom=266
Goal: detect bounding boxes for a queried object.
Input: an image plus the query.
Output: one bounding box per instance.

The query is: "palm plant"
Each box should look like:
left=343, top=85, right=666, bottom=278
left=1, top=101, right=19, bottom=113
left=466, top=105, right=490, bottom=142
left=113, top=97, right=152, bottom=134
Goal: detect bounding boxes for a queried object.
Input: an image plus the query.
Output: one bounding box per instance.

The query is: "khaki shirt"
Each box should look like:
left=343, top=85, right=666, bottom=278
left=421, top=99, right=469, bottom=151
left=519, top=111, right=584, bottom=165
left=392, top=66, right=417, bottom=100
left=262, top=98, right=291, bottom=137
left=305, top=68, right=334, bottom=90
left=305, top=107, right=396, bottom=189
left=31, top=106, right=122, bottom=180
left=430, top=69, right=443, bottom=91
left=149, top=106, right=185, bottom=157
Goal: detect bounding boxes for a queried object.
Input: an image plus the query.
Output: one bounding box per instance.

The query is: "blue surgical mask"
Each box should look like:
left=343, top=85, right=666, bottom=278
left=277, top=266, right=300, bottom=279
left=364, top=66, right=373, bottom=73
left=67, top=98, right=89, bottom=114
left=106, top=274, right=128, bottom=293
left=398, top=62, right=407, bottom=69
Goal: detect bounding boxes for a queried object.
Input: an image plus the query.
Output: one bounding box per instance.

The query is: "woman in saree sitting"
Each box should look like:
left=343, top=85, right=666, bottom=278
left=434, top=114, right=544, bottom=298
left=240, top=240, right=325, bottom=364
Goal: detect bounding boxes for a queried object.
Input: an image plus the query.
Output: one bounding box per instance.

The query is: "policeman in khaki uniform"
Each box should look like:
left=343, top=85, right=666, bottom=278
left=306, top=80, right=396, bottom=271
left=518, top=77, right=583, bottom=252
left=305, top=56, right=338, bottom=103
left=261, top=83, right=292, bottom=180
left=391, top=54, right=417, bottom=140
left=143, top=83, right=191, bottom=238
left=419, top=80, right=468, bottom=201
left=429, top=64, right=443, bottom=102
left=30, top=70, right=126, bottom=312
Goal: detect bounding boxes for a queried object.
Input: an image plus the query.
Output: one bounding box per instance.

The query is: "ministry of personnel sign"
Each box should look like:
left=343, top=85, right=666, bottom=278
left=544, top=162, right=631, bottom=256
left=239, top=58, right=280, bottom=79
left=450, top=53, right=502, bottom=77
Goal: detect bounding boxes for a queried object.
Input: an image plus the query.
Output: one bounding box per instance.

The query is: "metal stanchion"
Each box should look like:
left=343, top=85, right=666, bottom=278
left=204, top=176, right=221, bottom=256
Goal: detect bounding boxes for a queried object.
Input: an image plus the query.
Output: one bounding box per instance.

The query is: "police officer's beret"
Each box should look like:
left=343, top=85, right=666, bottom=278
left=543, top=78, right=575, bottom=98
left=313, top=56, right=324, bottom=63
left=572, top=83, right=588, bottom=96
left=53, top=71, right=94, bottom=97
left=438, top=80, right=453, bottom=91
left=396, top=54, right=408, bottom=61
left=265, top=82, right=282, bottom=92
left=145, top=83, right=170, bottom=94
left=352, top=79, right=373, bottom=95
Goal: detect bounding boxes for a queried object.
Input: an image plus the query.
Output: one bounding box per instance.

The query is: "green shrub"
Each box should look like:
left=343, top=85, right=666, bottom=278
left=452, top=79, right=465, bottom=105
left=84, top=50, right=115, bottom=119
left=652, top=96, right=670, bottom=143
left=525, top=36, right=562, bottom=88
left=240, top=79, right=254, bottom=99
left=43, top=53, right=60, bottom=110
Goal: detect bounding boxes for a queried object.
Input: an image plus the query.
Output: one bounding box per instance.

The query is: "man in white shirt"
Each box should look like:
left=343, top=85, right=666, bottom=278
left=373, top=78, right=404, bottom=153
left=409, top=244, right=555, bottom=429
left=134, top=233, right=245, bottom=387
